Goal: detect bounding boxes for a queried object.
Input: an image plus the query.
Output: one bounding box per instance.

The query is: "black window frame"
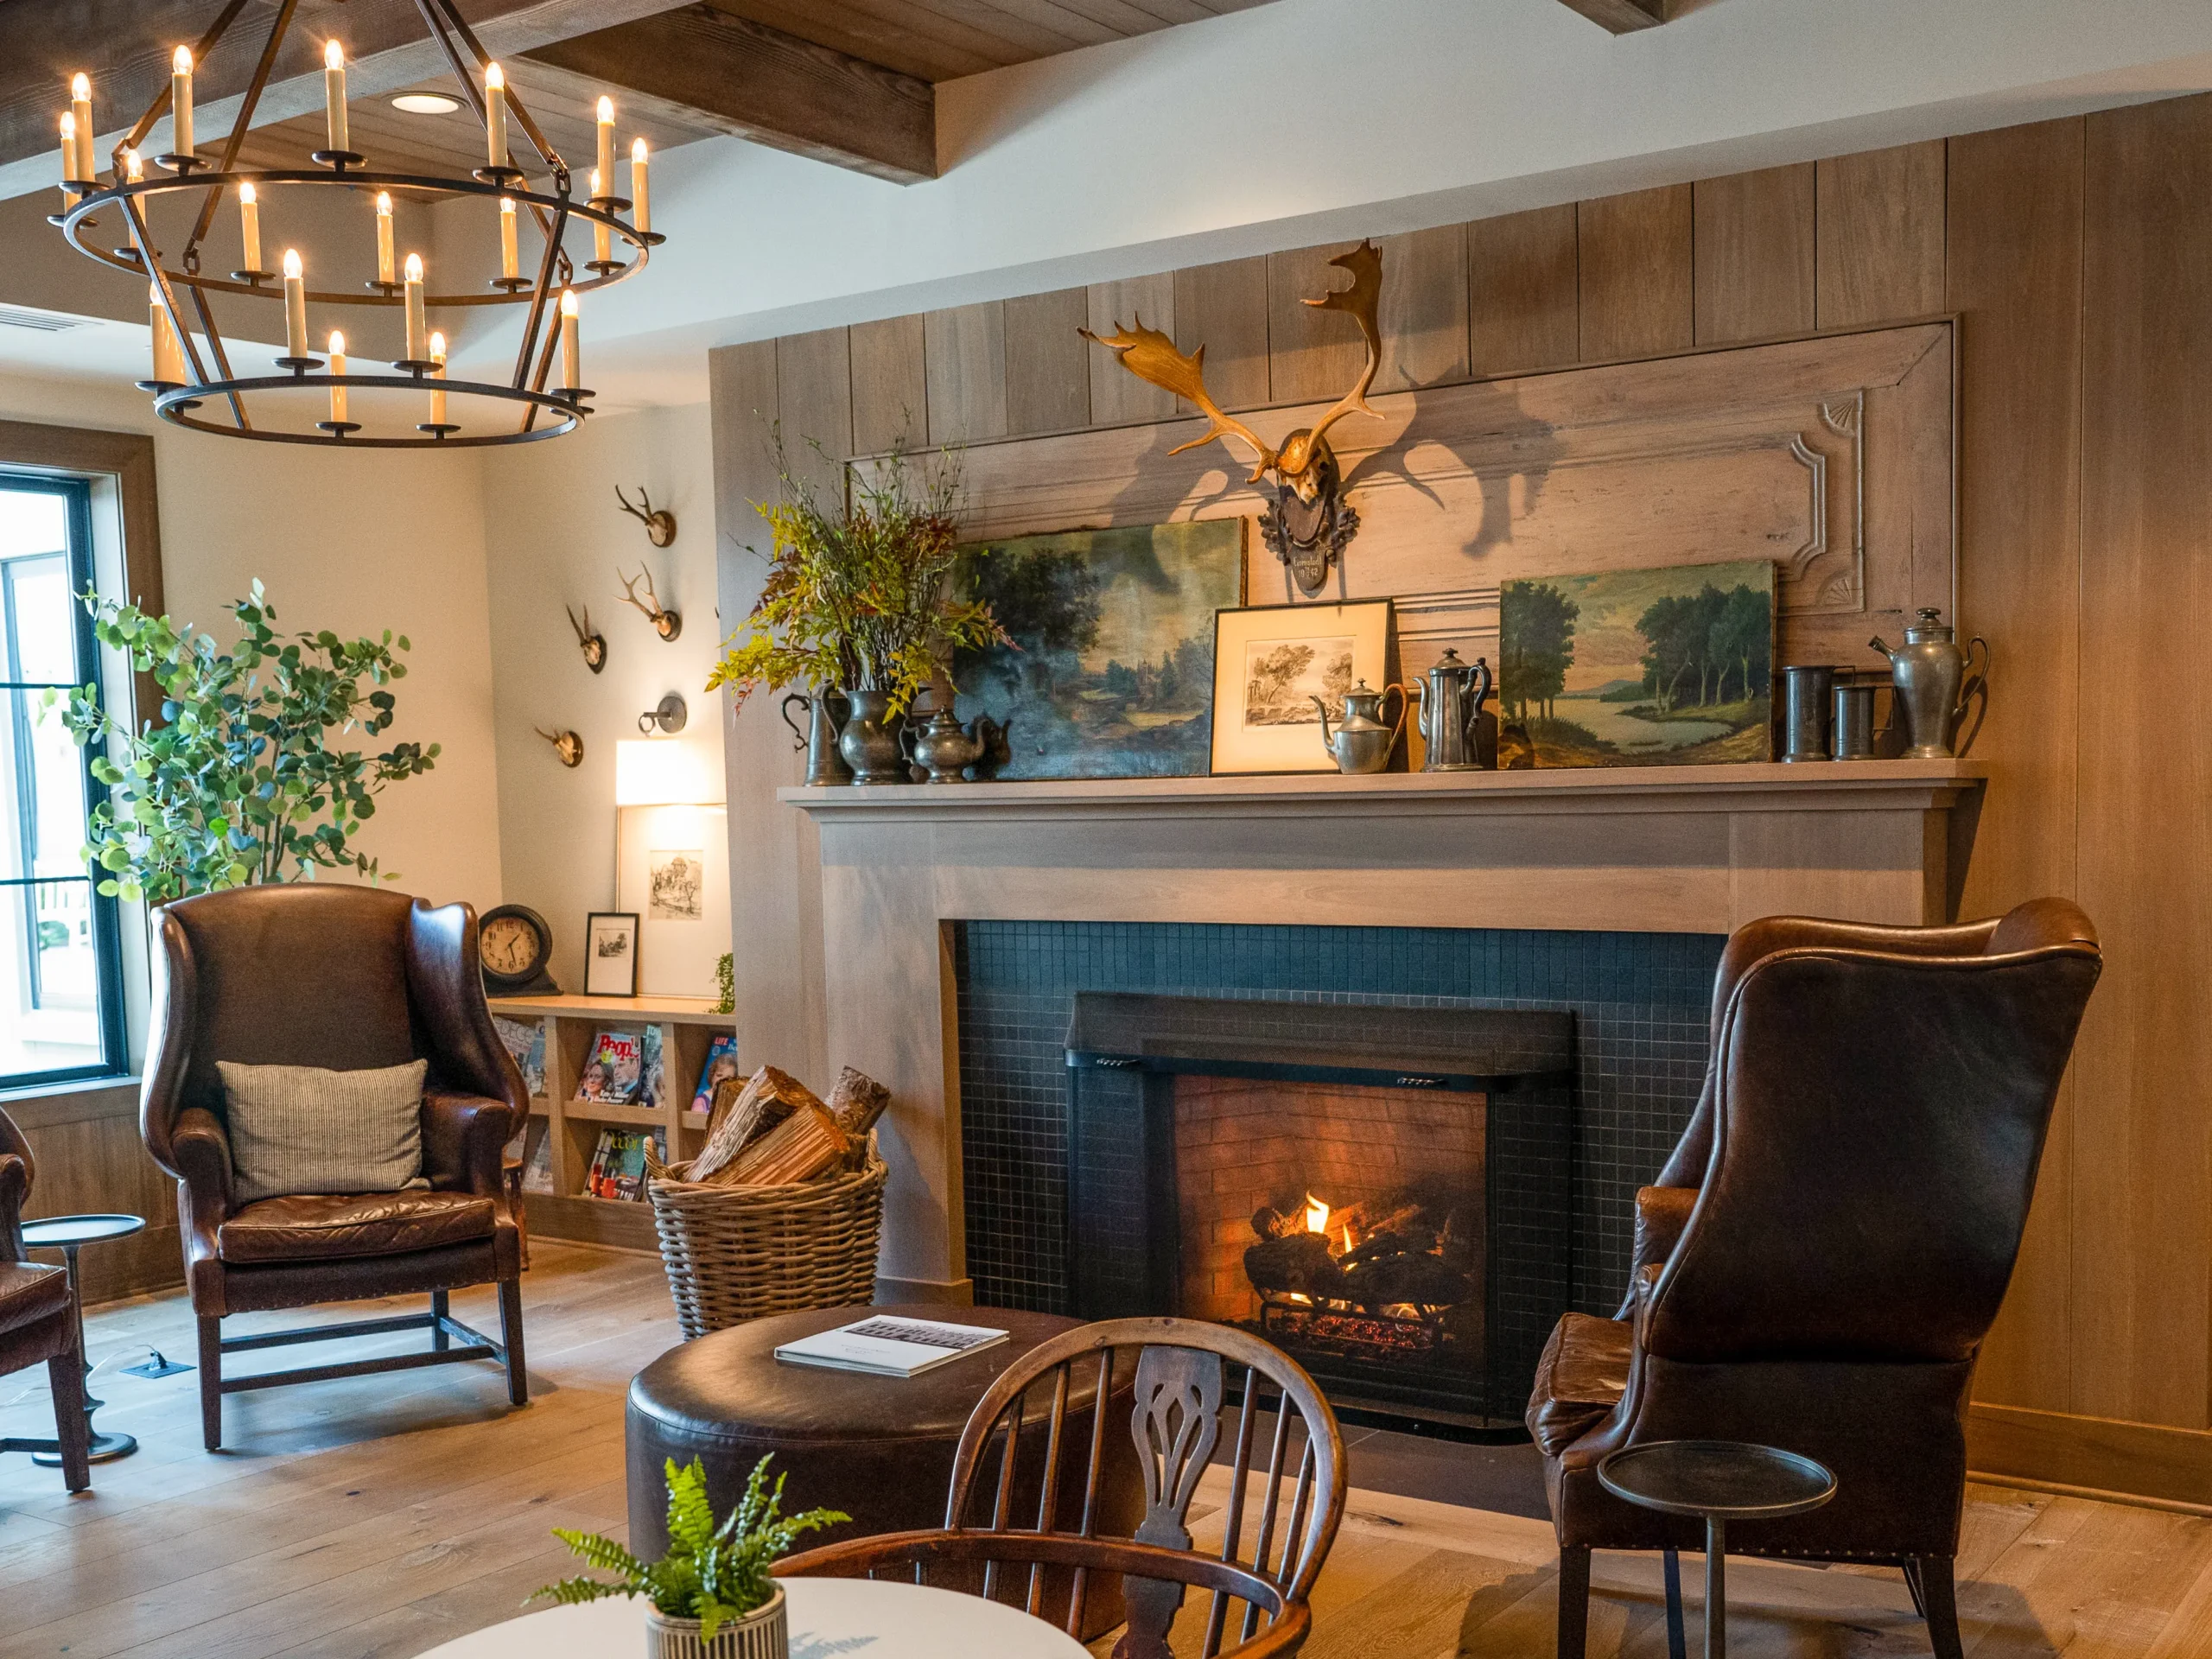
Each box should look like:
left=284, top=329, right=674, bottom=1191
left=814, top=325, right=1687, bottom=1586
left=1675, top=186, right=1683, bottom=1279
left=0, top=468, right=129, bottom=1091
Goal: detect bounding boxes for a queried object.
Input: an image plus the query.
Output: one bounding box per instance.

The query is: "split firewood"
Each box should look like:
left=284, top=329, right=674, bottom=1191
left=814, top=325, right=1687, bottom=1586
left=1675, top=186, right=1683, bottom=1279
left=690, top=1065, right=824, bottom=1182
left=715, top=1100, right=854, bottom=1186
left=826, top=1067, right=891, bottom=1138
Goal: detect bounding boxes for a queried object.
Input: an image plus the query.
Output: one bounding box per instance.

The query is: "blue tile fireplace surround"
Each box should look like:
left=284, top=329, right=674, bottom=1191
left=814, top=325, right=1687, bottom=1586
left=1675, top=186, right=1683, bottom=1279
left=951, top=921, right=1727, bottom=1353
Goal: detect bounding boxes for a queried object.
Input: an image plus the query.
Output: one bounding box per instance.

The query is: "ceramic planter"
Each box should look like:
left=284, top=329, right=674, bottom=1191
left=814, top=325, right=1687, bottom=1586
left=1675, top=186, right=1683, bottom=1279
left=645, top=1587, right=786, bottom=1659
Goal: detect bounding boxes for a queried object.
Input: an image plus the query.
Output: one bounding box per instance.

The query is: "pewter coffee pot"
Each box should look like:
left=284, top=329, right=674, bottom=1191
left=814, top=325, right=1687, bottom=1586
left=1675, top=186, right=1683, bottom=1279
left=1869, top=607, right=1990, bottom=760
left=1314, top=679, right=1405, bottom=775
left=1419, top=650, right=1494, bottom=771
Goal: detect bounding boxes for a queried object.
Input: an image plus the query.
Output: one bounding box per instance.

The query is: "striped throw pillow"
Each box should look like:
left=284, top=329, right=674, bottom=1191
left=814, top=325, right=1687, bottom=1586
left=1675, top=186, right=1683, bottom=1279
left=218, top=1058, right=429, bottom=1205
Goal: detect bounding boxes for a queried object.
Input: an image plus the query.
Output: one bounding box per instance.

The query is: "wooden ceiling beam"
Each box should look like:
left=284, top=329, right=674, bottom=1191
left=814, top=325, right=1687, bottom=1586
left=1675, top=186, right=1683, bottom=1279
left=1554, top=0, right=1672, bottom=32
left=0, top=0, right=684, bottom=199
left=521, top=6, right=935, bottom=186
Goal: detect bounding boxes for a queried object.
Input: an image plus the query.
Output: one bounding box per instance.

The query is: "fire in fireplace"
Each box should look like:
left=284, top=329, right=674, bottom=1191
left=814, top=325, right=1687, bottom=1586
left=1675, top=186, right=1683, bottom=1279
left=1065, top=994, right=1573, bottom=1429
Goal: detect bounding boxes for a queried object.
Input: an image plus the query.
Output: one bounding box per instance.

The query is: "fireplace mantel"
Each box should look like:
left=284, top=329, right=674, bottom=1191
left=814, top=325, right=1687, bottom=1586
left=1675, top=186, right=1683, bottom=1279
left=779, top=759, right=1984, bottom=1300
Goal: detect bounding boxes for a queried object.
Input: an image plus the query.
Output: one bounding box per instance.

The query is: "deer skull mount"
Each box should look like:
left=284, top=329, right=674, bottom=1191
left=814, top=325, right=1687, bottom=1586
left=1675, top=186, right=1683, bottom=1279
left=535, top=728, right=584, bottom=768
left=1083, top=239, right=1382, bottom=597
left=566, top=604, right=607, bottom=674
left=615, top=486, right=677, bottom=548
left=616, top=564, right=682, bottom=641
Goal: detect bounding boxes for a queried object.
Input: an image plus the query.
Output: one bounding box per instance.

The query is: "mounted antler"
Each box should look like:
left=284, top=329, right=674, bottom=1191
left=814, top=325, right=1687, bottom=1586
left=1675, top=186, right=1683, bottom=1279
left=616, top=564, right=682, bottom=641
left=1082, top=239, right=1385, bottom=595
left=566, top=603, right=607, bottom=673
left=615, top=486, right=677, bottom=548
left=535, top=727, right=584, bottom=768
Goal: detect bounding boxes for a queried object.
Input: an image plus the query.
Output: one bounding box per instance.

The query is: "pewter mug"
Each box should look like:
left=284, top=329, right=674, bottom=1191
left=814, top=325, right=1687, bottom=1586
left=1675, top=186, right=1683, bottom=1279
left=780, top=687, right=852, bottom=787
left=1869, top=607, right=1990, bottom=760
left=1832, top=680, right=1878, bottom=760
left=1314, top=679, right=1405, bottom=774
left=1420, top=649, right=1494, bottom=771
left=1780, top=664, right=1835, bottom=763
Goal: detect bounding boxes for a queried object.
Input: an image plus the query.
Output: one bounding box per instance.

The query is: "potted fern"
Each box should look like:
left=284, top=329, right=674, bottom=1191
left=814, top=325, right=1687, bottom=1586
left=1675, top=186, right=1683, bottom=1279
left=535, top=1454, right=845, bottom=1658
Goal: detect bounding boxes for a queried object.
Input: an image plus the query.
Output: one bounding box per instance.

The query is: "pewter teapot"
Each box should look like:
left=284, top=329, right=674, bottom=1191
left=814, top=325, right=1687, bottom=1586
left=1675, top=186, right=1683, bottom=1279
left=1314, top=679, right=1405, bottom=775
left=901, top=707, right=1007, bottom=784
left=1419, top=649, right=1494, bottom=771
left=1869, top=607, right=1989, bottom=760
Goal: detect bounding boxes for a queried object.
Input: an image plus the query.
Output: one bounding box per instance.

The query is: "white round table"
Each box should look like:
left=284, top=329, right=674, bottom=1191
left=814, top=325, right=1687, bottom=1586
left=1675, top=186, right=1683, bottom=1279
left=419, top=1577, right=1091, bottom=1657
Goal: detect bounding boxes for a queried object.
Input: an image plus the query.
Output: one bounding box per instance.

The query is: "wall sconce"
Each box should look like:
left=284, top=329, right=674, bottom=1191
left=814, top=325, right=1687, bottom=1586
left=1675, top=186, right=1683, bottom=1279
left=638, top=692, right=687, bottom=734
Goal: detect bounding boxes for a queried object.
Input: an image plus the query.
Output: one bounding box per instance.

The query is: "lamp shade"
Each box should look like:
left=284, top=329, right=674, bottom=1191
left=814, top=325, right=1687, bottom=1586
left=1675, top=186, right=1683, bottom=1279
left=614, top=738, right=726, bottom=806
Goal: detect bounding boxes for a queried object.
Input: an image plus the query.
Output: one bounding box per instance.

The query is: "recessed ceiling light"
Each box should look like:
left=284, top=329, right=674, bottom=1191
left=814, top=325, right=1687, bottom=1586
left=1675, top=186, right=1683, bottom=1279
left=391, top=92, right=461, bottom=116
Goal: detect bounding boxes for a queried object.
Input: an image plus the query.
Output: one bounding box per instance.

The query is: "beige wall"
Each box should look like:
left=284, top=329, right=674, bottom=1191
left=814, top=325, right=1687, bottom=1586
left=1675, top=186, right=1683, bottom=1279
left=479, top=402, right=720, bottom=994
left=0, top=372, right=503, bottom=913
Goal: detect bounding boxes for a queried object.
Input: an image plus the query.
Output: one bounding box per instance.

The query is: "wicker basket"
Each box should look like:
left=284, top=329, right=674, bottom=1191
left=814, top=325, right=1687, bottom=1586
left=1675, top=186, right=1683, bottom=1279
left=647, top=1137, right=887, bottom=1338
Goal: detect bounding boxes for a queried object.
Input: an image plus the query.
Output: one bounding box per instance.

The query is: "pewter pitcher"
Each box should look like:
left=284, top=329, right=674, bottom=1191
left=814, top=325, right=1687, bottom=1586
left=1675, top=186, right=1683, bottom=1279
left=1420, top=649, right=1494, bottom=771
left=780, top=687, right=852, bottom=787
left=1869, top=607, right=1989, bottom=760
left=1314, top=679, right=1405, bottom=774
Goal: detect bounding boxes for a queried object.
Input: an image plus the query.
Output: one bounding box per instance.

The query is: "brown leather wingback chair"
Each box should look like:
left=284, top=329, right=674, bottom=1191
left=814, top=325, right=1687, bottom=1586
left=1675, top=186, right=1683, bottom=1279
left=141, top=885, right=530, bottom=1450
left=1525, top=898, right=2101, bottom=1659
left=0, top=1107, right=92, bottom=1490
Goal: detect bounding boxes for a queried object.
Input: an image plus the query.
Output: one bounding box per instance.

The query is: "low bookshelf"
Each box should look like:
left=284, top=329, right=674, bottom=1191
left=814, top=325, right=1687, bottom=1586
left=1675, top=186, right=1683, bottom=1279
left=488, top=993, right=736, bottom=1252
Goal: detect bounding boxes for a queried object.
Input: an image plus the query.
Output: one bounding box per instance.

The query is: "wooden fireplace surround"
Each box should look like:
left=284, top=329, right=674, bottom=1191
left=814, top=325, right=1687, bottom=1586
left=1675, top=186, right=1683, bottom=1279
left=782, top=760, right=1984, bottom=1299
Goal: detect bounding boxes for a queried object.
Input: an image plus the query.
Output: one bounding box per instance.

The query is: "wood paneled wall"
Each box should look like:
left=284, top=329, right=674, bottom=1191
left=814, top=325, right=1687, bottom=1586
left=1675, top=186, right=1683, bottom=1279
left=710, top=96, right=2212, bottom=1502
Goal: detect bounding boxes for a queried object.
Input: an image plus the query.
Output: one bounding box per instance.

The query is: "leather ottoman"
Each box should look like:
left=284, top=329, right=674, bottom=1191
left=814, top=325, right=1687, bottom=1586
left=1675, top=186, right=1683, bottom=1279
left=626, top=1303, right=1142, bottom=1633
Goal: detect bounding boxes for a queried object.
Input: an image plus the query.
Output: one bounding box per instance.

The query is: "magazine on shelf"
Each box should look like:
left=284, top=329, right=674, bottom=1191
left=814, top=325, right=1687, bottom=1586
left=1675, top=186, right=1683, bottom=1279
left=772, top=1316, right=1011, bottom=1378
left=584, top=1127, right=664, bottom=1201
left=641, top=1022, right=664, bottom=1109
left=518, top=1122, right=556, bottom=1196
left=492, top=1015, right=547, bottom=1097
left=691, top=1033, right=741, bottom=1116
left=577, top=1029, right=645, bottom=1103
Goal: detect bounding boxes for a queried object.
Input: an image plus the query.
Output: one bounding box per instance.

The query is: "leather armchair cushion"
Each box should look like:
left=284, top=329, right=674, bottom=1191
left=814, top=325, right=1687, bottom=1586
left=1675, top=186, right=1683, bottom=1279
left=217, top=1058, right=429, bottom=1204
left=0, top=1260, right=70, bottom=1336
left=1527, top=1312, right=1631, bottom=1457
left=217, top=1191, right=497, bottom=1264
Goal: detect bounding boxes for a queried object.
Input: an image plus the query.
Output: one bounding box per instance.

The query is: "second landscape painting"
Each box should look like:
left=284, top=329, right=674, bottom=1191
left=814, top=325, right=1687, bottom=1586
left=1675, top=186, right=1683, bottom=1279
left=1497, top=559, right=1777, bottom=767
left=953, top=519, right=1246, bottom=779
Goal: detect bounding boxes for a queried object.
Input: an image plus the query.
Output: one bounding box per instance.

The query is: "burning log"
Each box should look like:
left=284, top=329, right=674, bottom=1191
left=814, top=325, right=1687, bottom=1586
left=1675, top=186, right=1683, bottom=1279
left=1243, top=1232, right=1350, bottom=1301
left=1341, top=1252, right=1471, bottom=1312
left=1251, top=1206, right=1307, bottom=1242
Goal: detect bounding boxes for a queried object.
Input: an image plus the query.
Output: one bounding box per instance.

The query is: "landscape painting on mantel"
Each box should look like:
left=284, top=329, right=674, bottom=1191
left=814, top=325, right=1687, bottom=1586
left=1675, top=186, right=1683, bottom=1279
left=955, top=519, right=1245, bottom=779
left=1500, top=560, right=1776, bottom=767
left=949, top=323, right=1952, bottom=692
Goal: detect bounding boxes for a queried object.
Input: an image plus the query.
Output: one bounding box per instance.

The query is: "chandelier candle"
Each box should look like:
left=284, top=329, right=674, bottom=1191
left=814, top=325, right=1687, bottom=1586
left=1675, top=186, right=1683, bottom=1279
left=323, top=40, right=348, bottom=154
left=238, top=181, right=261, bottom=272
left=402, top=252, right=427, bottom=361
left=429, top=332, right=448, bottom=425
left=483, top=61, right=507, bottom=168
left=594, top=97, right=615, bottom=198
left=630, top=137, right=649, bottom=233
left=589, top=170, right=610, bottom=264
left=327, top=332, right=347, bottom=423
left=70, top=73, right=92, bottom=180
left=560, top=287, right=579, bottom=390
left=499, top=196, right=518, bottom=280
left=168, top=46, right=193, bottom=163
left=149, top=282, right=184, bottom=385
left=375, top=192, right=394, bottom=284
left=123, top=148, right=142, bottom=183
left=57, top=114, right=77, bottom=207
left=281, top=248, right=308, bottom=359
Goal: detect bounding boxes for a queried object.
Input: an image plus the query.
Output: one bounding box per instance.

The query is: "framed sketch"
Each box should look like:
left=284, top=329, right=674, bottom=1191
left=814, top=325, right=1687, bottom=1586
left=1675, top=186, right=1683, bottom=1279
left=1498, top=559, right=1776, bottom=768
left=1210, top=600, right=1393, bottom=775
left=648, top=849, right=705, bottom=920
left=953, top=518, right=1247, bottom=779
left=583, top=911, right=640, bottom=996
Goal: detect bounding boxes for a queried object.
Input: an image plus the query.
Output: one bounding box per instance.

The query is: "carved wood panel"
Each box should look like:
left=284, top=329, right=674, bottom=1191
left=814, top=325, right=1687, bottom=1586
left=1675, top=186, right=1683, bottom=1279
left=944, top=322, right=1953, bottom=682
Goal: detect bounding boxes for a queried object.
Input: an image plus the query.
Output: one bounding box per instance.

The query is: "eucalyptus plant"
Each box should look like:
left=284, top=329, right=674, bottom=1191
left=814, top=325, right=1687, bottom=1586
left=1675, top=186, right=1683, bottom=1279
left=52, top=580, right=438, bottom=905
left=706, top=431, right=1005, bottom=717
left=535, top=1455, right=846, bottom=1640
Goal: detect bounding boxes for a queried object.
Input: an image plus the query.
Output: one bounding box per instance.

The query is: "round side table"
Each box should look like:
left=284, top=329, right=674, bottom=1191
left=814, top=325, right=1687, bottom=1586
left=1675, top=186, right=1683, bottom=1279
left=21, top=1212, right=147, bottom=1465
left=1597, top=1439, right=1835, bottom=1659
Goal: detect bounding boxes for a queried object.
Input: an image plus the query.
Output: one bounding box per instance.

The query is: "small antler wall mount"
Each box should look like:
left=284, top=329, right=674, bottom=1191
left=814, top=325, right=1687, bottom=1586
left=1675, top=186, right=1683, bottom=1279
left=1084, top=239, right=1382, bottom=597
left=535, top=727, right=584, bottom=767
left=566, top=604, right=607, bottom=673
left=615, top=486, right=677, bottom=547
left=616, top=564, right=681, bottom=640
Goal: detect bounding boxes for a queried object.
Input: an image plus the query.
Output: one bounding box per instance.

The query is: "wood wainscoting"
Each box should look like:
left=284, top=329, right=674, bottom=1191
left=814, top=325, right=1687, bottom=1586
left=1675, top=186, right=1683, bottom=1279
left=7, top=1081, right=181, bottom=1305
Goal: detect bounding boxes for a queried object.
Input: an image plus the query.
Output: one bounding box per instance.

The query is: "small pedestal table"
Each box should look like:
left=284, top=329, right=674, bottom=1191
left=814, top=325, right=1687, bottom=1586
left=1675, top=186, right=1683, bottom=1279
left=16, top=1212, right=146, bottom=1464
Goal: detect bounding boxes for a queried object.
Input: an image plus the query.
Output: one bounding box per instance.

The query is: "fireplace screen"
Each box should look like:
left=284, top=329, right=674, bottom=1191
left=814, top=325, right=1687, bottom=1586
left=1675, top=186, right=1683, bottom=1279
left=1065, top=994, right=1573, bottom=1428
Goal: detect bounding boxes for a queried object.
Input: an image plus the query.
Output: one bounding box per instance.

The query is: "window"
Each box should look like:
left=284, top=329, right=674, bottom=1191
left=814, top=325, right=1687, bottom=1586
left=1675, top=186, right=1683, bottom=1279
left=0, top=473, right=126, bottom=1089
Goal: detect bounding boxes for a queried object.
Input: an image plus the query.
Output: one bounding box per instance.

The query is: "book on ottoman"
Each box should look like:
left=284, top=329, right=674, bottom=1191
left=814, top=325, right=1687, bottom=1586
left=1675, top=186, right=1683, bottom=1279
left=772, top=1315, right=1010, bottom=1378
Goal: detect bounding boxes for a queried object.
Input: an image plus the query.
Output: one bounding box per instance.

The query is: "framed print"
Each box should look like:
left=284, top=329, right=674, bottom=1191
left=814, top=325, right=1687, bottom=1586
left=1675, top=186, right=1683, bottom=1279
left=953, top=518, right=1247, bottom=779
left=1210, top=599, right=1393, bottom=775
left=583, top=911, right=640, bottom=996
left=1498, top=559, right=1776, bottom=767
